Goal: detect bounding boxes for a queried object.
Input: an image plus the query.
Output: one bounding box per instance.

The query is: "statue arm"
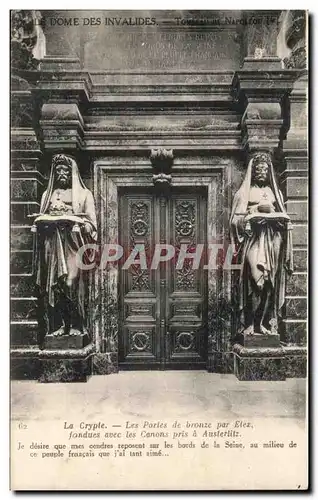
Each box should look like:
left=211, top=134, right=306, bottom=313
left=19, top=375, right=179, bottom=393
left=272, top=189, right=285, bottom=212
left=279, top=189, right=285, bottom=204
left=230, top=191, right=248, bottom=246
left=83, top=190, right=97, bottom=239
left=40, top=190, right=48, bottom=213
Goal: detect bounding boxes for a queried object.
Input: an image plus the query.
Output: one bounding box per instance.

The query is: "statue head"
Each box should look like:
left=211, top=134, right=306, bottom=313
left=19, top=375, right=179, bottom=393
left=52, top=154, right=73, bottom=188
left=251, top=152, right=271, bottom=186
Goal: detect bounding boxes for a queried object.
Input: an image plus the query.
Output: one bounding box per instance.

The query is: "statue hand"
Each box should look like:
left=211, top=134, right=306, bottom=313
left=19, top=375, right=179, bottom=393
left=244, top=221, right=253, bottom=238
left=258, top=203, right=275, bottom=214
left=82, top=222, right=92, bottom=235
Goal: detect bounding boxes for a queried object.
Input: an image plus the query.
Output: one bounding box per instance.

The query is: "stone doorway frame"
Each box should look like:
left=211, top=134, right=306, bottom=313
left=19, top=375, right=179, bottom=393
left=92, top=157, right=233, bottom=375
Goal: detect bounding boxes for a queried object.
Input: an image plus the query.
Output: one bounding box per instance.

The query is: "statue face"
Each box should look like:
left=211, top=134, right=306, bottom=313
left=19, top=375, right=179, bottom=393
left=253, top=161, right=269, bottom=184
left=55, top=164, right=72, bottom=188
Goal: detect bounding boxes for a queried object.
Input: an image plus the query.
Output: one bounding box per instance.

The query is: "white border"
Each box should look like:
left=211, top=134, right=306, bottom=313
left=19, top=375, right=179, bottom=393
left=2, top=3, right=315, bottom=498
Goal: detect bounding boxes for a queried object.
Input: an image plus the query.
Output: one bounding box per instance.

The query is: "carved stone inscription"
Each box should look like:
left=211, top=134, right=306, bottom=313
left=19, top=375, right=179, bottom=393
left=84, top=30, right=240, bottom=70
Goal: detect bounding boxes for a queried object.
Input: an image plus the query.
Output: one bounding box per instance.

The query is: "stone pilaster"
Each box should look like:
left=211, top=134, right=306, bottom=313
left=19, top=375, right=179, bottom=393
left=232, top=60, right=307, bottom=380
left=234, top=64, right=291, bottom=155
left=38, top=57, right=90, bottom=153
left=279, top=13, right=307, bottom=375
left=29, top=57, right=95, bottom=382
left=242, top=10, right=281, bottom=60
left=275, top=11, right=308, bottom=376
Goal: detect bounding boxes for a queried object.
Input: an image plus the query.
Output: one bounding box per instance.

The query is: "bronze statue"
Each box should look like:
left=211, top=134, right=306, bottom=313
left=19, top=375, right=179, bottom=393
left=33, top=154, right=97, bottom=345
left=230, top=152, right=293, bottom=337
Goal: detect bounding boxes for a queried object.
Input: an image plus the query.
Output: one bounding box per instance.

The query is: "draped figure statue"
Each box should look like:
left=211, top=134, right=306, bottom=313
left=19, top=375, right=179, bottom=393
left=230, top=152, right=293, bottom=337
left=33, top=154, right=97, bottom=344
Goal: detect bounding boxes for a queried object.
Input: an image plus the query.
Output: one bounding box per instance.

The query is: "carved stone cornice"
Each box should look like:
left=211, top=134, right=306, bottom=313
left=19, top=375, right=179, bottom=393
left=234, top=68, right=303, bottom=99
left=33, top=62, right=242, bottom=152
left=40, top=101, right=85, bottom=151
left=36, top=58, right=92, bottom=104
left=234, top=68, right=305, bottom=154
left=36, top=66, right=233, bottom=104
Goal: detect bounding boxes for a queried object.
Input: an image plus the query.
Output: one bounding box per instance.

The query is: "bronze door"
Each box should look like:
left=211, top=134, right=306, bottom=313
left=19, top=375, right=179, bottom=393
left=118, top=188, right=207, bottom=369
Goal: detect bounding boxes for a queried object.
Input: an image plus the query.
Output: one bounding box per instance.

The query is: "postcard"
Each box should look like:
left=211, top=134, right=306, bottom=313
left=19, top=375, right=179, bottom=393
left=10, top=9, right=308, bottom=490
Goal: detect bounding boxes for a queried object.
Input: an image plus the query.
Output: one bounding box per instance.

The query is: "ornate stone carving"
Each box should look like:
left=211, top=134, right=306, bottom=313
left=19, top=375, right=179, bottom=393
left=11, top=10, right=42, bottom=71
left=283, top=47, right=306, bottom=69
left=150, top=148, right=174, bottom=193
left=283, top=11, right=307, bottom=69
left=230, top=152, right=293, bottom=343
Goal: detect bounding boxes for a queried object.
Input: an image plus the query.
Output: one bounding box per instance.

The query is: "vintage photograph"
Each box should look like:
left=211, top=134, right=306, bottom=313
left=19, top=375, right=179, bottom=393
left=10, top=9, right=308, bottom=490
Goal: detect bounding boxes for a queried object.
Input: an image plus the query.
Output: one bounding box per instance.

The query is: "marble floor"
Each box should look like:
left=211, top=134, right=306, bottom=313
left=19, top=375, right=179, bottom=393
left=11, top=371, right=306, bottom=422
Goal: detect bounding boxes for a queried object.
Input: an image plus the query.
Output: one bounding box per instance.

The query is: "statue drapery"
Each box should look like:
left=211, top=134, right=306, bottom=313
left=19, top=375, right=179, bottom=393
left=34, top=154, right=97, bottom=342
left=230, top=153, right=293, bottom=335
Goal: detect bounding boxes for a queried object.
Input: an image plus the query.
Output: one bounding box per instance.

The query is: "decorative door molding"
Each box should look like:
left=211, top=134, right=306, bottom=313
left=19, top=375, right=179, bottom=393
left=93, top=157, right=233, bottom=373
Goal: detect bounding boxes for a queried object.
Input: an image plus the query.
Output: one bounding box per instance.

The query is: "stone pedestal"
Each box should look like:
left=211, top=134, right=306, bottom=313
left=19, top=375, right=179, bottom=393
left=233, top=332, right=284, bottom=381
left=11, top=344, right=95, bottom=382
left=243, top=333, right=280, bottom=348
left=233, top=344, right=286, bottom=381
left=38, top=344, right=94, bottom=383
left=283, top=346, right=307, bottom=379
left=232, top=343, right=307, bottom=381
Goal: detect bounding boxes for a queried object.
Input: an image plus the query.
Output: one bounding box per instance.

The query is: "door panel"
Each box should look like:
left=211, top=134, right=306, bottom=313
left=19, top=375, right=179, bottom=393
left=119, top=188, right=207, bottom=369
left=119, top=192, right=161, bottom=367
left=166, top=193, right=207, bottom=367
